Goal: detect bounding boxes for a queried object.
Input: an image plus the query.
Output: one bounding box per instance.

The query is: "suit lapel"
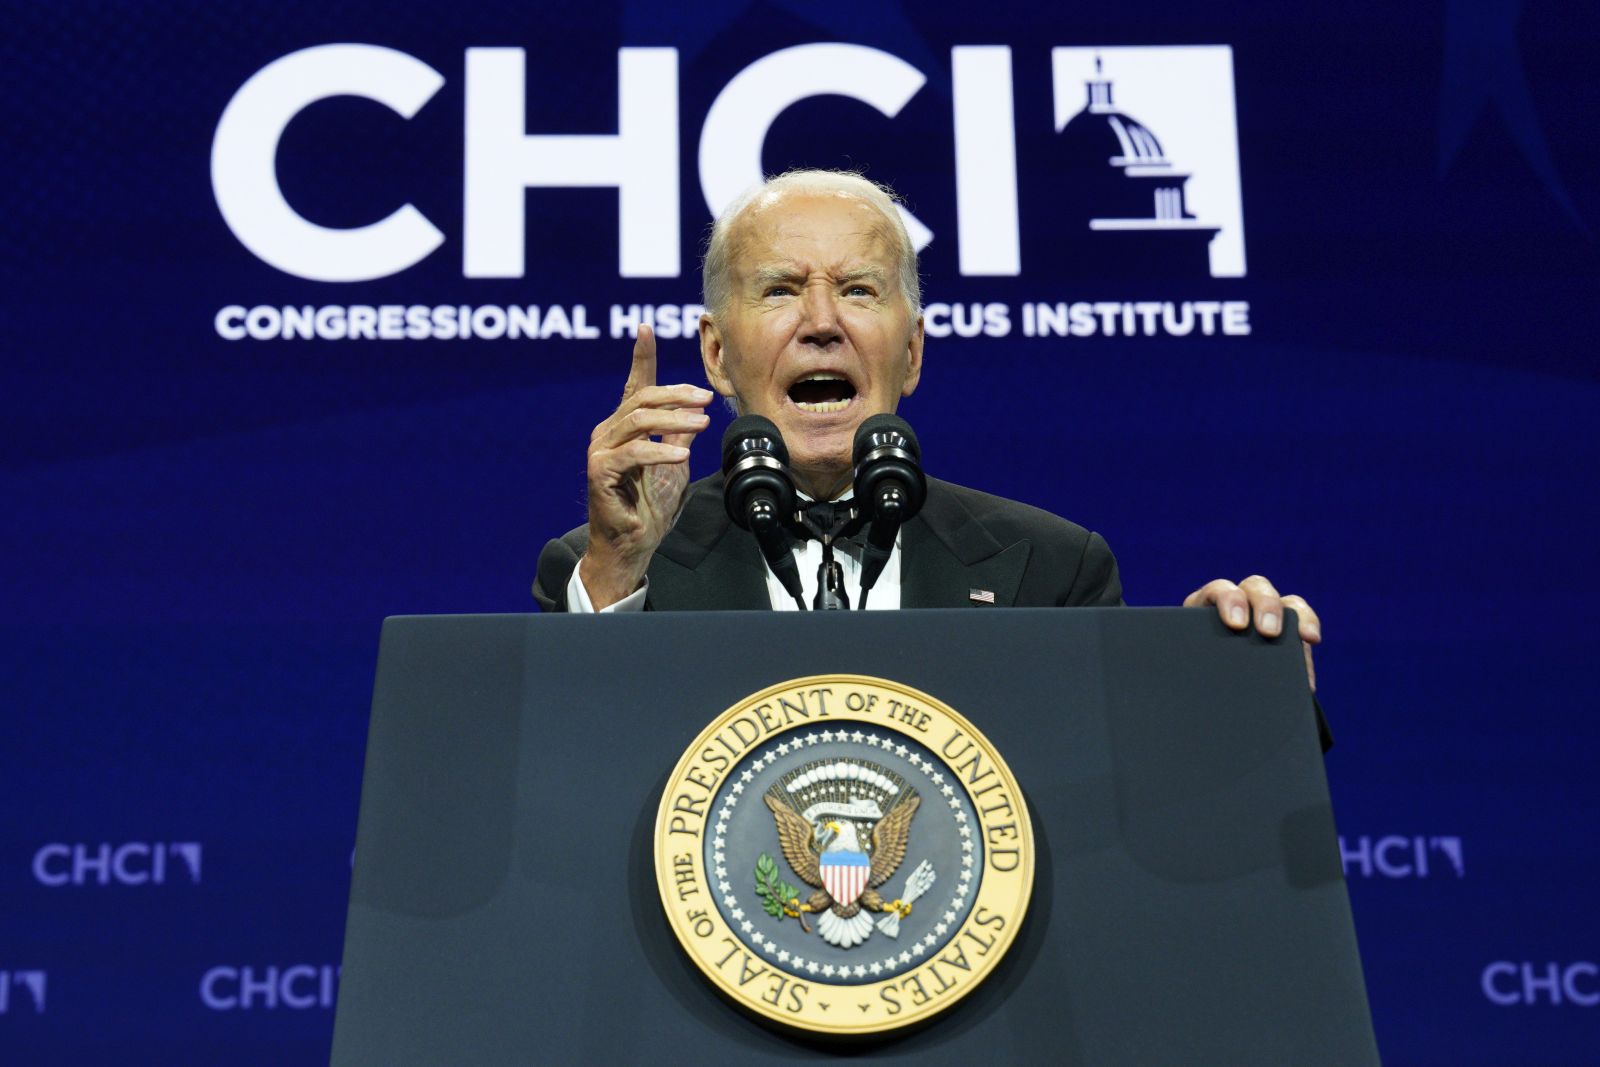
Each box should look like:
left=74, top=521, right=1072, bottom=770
left=647, top=475, right=1031, bottom=611
left=648, top=473, right=771, bottom=610
left=900, top=479, right=1032, bottom=609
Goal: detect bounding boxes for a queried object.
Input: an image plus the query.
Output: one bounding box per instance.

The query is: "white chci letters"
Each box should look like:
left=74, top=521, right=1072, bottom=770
left=211, top=43, right=1031, bottom=282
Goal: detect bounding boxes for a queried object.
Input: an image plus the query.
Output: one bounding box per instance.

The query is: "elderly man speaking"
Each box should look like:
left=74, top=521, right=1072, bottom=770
left=533, top=169, right=1322, bottom=692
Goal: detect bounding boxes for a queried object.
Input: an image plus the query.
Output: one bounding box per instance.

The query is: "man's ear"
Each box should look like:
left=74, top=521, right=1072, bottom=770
left=699, top=313, right=737, bottom=398
left=900, top=315, right=925, bottom=398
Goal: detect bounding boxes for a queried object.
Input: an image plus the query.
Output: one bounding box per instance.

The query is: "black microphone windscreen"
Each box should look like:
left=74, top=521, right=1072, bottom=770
left=722, top=414, right=789, bottom=473
left=852, top=413, right=920, bottom=465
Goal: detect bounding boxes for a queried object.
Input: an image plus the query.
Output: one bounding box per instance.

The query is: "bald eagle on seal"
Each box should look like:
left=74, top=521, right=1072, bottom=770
left=763, top=791, right=920, bottom=948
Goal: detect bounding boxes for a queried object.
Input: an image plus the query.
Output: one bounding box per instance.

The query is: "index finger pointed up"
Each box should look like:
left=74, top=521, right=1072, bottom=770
left=621, top=324, right=657, bottom=402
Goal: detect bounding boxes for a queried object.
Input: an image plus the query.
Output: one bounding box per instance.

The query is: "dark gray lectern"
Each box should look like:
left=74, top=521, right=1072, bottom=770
left=331, top=609, right=1378, bottom=1065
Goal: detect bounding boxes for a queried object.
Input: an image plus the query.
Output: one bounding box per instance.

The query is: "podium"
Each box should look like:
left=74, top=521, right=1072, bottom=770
left=330, top=608, right=1378, bottom=1065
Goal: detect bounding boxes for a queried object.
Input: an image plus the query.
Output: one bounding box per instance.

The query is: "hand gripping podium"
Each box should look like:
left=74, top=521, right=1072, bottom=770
left=330, top=608, right=1378, bottom=1065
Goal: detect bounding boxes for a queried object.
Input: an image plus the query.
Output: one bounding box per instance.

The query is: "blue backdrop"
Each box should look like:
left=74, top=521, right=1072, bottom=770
left=3, top=1, right=1597, bottom=1063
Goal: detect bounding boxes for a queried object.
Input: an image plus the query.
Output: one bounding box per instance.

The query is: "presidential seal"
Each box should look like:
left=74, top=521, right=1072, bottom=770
left=654, top=675, right=1033, bottom=1036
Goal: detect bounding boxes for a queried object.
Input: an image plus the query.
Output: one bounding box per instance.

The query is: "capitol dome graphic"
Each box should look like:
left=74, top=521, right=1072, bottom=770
left=1052, top=57, right=1221, bottom=278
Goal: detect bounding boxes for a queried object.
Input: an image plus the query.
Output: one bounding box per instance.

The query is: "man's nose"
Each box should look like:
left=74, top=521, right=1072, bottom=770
left=798, top=284, right=842, bottom=347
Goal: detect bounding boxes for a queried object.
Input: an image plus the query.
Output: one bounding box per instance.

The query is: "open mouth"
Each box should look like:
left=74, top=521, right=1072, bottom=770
left=787, top=373, right=858, bottom=414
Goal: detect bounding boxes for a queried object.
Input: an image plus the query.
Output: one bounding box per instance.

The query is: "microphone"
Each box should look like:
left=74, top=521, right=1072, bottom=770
left=851, top=414, right=927, bottom=606
left=721, top=415, right=806, bottom=609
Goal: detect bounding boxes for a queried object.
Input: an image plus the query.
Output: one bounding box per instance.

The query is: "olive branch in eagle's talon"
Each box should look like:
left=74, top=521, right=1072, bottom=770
left=754, top=853, right=811, bottom=932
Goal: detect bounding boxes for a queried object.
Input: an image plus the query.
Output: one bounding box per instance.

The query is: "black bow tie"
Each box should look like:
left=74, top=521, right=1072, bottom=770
left=802, top=499, right=865, bottom=545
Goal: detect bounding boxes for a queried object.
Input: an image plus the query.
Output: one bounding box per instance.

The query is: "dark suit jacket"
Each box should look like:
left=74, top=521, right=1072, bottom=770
left=532, top=474, right=1124, bottom=612
left=532, top=473, right=1331, bottom=750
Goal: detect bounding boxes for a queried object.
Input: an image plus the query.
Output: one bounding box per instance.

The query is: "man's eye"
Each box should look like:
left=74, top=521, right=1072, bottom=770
left=846, top=285, right=873, bottom=297
left=764, top=286, right=794, bottom=298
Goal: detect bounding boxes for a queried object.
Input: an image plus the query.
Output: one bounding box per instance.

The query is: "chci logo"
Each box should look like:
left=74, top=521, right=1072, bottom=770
left=0, top=971, right=47, bottom=1014
left=654, top=675, right=1032, bottom=1036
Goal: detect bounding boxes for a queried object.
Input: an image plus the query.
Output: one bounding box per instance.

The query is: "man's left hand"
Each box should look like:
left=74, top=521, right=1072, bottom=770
left=1184, top=576, right=1322, bottom=691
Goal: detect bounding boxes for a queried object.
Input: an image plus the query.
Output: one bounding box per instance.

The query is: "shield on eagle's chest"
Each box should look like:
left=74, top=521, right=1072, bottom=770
left=819, top=849, right=870, bottom=906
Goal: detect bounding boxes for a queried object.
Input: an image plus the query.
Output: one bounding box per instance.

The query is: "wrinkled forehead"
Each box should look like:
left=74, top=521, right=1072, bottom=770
left=727, top=191, right=901, bottom=277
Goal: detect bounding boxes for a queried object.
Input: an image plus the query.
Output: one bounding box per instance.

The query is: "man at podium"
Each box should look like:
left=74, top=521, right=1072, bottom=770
left=533, top=169, right=1321, bottom=694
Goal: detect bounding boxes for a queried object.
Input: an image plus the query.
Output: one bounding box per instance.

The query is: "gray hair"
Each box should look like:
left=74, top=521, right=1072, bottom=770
left=701, top=169, right=922, bottom=318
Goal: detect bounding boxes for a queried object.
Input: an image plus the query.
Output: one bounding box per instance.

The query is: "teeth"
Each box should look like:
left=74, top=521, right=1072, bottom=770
left=791, top=372, right=853, bottom=413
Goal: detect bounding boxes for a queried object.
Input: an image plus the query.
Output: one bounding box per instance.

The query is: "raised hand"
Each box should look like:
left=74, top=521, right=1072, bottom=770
left=579, top=325, right=714, bottom=608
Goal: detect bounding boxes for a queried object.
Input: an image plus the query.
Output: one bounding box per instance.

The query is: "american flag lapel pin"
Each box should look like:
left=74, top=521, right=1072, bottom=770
left=969, top=588, right=996, bottom=605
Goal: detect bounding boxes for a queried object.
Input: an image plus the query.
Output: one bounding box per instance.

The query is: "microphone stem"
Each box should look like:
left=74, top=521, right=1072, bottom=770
left=813, top=540, right=851, bottom=611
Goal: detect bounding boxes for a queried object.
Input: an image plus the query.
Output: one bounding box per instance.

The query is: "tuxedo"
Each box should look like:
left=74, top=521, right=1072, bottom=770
left=533, top=474, right=1331, bottom=749
left=532, top=474, right=1123, bottom=612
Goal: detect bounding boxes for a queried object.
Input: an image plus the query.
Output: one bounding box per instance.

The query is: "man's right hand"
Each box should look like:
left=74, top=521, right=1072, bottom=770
left=579, top=325, right=714, bottom=609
